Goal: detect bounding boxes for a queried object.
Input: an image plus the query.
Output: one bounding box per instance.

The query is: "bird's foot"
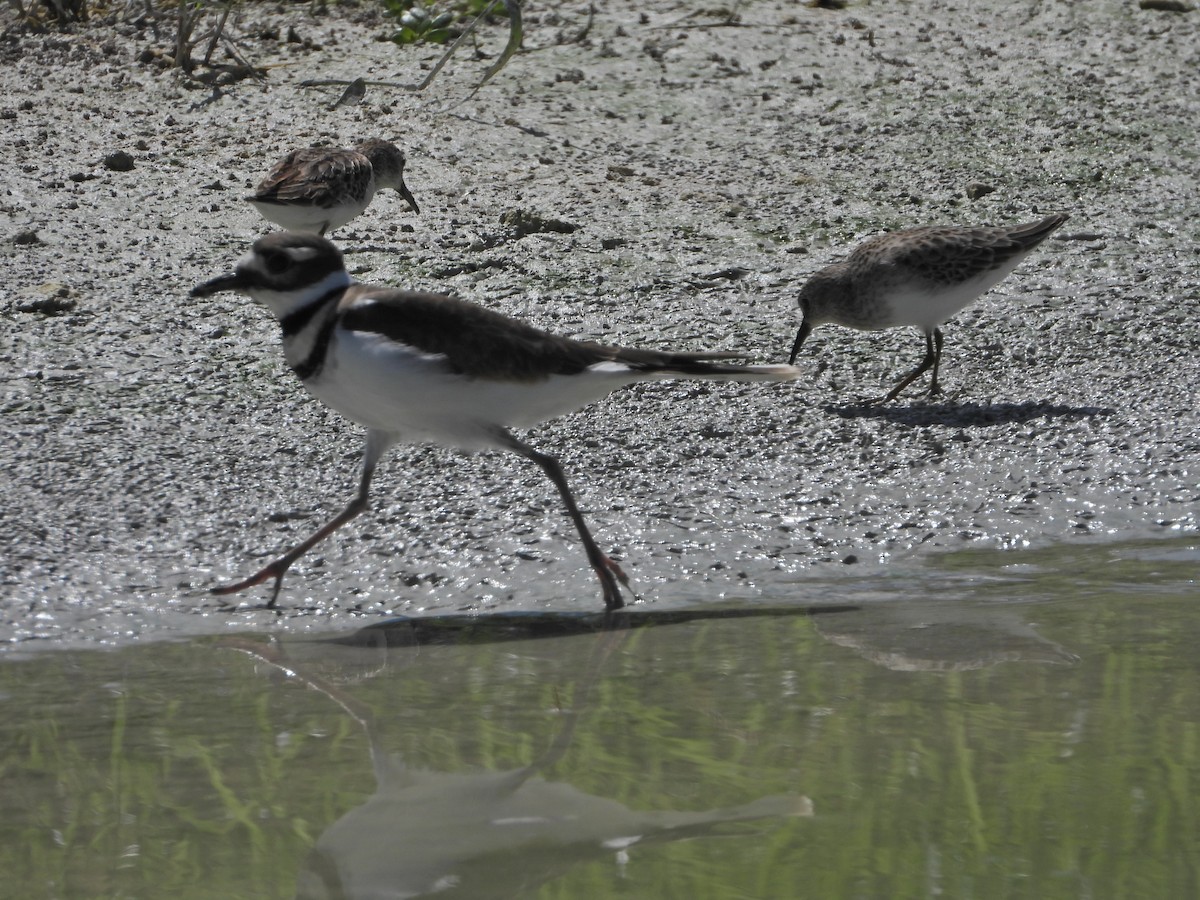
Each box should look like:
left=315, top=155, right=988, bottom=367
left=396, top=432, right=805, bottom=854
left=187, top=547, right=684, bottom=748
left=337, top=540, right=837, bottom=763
left=210, top=558, right=290, bottom=609
left=598, top=554, right=641, bottom=610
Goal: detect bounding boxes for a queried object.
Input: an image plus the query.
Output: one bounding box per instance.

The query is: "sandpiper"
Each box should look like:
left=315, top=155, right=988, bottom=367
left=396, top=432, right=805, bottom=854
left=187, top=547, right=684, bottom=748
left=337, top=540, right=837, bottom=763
left=247, top=139, right=420, bottom=236
left=191, top=233, right=800, bottom=610
left=788, top=213, right=1070, bottom=402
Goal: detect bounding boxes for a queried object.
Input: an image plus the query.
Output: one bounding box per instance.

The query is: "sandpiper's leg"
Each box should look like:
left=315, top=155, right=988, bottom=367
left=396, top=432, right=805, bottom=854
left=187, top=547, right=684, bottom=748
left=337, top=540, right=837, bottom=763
left=875, top=328, right=938, bottom=404
left=926, top=328, right=946, bottom=397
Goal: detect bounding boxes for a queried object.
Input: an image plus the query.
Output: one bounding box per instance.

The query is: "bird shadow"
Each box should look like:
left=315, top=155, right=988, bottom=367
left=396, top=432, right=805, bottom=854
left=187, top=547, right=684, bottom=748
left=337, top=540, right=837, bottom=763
left=825, top=400, right=1115, bottom=427
left=323, top=603, right=861, bottom=649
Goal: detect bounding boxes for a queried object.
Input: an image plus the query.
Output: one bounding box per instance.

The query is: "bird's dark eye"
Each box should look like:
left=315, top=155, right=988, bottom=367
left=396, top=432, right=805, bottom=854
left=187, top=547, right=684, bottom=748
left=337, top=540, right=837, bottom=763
left=262, top=249, right=291, bottom=274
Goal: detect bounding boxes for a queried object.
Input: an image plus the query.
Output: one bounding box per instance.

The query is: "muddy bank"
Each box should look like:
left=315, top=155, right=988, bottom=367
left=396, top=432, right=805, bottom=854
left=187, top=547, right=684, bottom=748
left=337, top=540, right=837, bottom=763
left=2, top=0, right=1197, bottom=649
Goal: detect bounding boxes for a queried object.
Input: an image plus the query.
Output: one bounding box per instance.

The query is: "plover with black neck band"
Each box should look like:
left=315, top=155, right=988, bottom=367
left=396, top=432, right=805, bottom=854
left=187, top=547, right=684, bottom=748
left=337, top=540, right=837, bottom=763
left=192, top=233, right=800, bottom=610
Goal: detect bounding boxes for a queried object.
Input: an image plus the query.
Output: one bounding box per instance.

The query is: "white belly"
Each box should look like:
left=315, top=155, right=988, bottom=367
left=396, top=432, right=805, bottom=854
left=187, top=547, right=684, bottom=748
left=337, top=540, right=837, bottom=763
left=305, top=331, right=638, bottom=449
left=249, top=192, right=373, bottom=234
left=883, top=258, right=1026, bottom=330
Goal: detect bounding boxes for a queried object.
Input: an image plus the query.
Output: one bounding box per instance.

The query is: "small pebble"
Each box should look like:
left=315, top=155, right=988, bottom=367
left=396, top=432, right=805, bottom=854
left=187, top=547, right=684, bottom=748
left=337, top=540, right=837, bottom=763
left=103, top=151, right=135, bottom=172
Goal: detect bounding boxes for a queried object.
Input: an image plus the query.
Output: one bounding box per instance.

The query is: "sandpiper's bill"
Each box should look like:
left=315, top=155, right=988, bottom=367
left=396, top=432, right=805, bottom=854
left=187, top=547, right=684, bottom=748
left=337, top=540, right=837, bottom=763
left=788, top=213, right=1070, bottom=402
left=247, top=139, right=419, bottom=236
left=191, top=234, right=800, bottom=611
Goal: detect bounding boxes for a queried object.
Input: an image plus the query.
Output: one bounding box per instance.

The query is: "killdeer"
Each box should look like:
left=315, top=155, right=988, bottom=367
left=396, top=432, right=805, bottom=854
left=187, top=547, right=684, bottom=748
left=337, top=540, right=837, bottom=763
left=192, top=233, right=800, bottom=610
left=247, top=139, right=420, bottom=236
left=788, top=213, right=1070, bottom=402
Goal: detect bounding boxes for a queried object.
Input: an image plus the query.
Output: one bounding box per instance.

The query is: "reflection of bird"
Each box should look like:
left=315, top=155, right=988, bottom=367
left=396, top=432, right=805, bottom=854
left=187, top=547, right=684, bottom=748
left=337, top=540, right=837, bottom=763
left=191, top=233, right=800, bottom=610
left=788, top=213, right=1070, bottom=402
left=222, top=621, right=813, bottom=900
left=813, top=600, right=1080, bottom=672
left=246, top=139, right=419, bottom=236
left=297, top=758, right=810, bottom=900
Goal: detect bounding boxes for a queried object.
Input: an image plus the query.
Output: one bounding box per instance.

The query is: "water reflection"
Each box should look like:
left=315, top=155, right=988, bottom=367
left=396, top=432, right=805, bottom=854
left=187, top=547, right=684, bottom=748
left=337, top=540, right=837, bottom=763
left=812, top=599, right=1079, bottom=671
left=244, top=613, right=821, bottom=899
left=0, top=537, right=1196, bottom=898
left=256, top=599, right=1068, bottom=896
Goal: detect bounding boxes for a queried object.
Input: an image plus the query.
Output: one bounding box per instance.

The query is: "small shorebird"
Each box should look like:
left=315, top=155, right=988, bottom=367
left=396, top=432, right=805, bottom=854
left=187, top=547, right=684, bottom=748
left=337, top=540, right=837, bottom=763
left=788, top=213, right=1069, bottom=402
left=247, top=139, right=420, bottom=236
left=192, top=233, right=800, bottom=610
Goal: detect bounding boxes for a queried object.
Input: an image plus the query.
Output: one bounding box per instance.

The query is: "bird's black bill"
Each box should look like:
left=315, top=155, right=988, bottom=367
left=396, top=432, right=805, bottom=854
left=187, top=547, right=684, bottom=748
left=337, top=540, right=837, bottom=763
left=397, top=181, right=420, bottom=215
left=190, top=272, right=251, bottom=298
left=787, top=320, right=812, bottom=366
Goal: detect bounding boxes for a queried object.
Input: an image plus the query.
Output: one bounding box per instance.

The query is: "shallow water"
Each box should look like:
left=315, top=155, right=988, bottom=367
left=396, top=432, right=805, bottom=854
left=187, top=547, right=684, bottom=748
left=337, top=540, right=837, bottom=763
left=2, top=536, right=1197, bottom=899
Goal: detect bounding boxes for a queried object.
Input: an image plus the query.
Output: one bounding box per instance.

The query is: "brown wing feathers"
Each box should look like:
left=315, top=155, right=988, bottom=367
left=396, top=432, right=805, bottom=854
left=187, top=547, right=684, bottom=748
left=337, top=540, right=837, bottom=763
left=890, top=215, right=1067, bottom=285
left=250, top=149, right=369, bottom=206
